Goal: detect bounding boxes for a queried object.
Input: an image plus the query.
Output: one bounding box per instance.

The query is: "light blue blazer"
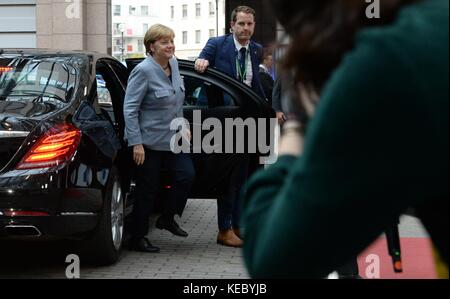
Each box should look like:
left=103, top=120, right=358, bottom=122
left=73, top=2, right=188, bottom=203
left=123, top=56, right=185, bottom=151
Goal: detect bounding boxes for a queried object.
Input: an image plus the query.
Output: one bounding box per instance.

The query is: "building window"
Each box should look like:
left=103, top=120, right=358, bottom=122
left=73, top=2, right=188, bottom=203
left=170, top=6, right=174, bottom=19
left=127, top=45, right=133, bottom=52
left=182, top=31, right=188, bottom=44
left=195, top=3, right=201, bottom=17
left=141, top=6, right=148, bottom=16
left=209, top=29, right=215, bottom=38
left=129, top=6, right=136, bottom=16
left=138, top=40, right=144, bottom=53
left=143, top=23, right=149, bottom=35
left=182, top=4, right=188, bottom=18
left=195, top=30, right=201, bottom=44
left=209, top=2, right=215, bottom=16
left=113, top=23, right=120, bottom=35
left=113, top=5, right=121, bottom=16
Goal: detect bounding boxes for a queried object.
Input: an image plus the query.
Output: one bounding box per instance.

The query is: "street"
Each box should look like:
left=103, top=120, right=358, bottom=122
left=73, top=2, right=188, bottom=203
left=0, top=199, right=249, bottom=279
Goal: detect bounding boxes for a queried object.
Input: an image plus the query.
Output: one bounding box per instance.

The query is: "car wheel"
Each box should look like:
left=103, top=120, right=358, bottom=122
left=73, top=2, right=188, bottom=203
left=82, top=166, right=124, bottom=266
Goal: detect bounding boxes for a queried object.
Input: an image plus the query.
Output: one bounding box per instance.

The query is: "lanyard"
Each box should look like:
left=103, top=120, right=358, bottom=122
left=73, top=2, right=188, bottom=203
left=236, top=50, right=249, bottom=82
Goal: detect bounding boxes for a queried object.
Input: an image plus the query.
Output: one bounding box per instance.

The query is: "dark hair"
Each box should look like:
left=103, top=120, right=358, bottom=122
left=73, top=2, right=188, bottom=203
left=231, top=6, right=256, bottom=23
left=262, top=48, right=273, bottom=61
left=268, top=0, right=419, bottom=89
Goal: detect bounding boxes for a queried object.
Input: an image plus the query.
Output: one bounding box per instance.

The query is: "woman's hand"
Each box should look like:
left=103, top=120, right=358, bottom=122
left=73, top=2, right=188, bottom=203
left=181, top=127, right=192, bottom=143
left=133, top=144, right=145, bottom=166
left=186, top=128, right=192, bottom=141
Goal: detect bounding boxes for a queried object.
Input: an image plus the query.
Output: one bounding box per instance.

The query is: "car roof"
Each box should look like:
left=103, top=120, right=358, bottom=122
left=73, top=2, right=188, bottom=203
left=0, top=48, right=114, bottom=60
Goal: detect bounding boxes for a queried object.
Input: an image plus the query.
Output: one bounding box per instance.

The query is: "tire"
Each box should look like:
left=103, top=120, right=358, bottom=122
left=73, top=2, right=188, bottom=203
left=82, top=166, right=124, bottom=266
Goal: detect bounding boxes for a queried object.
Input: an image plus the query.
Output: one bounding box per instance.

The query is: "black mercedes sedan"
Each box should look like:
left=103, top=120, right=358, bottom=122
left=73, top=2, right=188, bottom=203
left=0, top=49, right=274, bottom=265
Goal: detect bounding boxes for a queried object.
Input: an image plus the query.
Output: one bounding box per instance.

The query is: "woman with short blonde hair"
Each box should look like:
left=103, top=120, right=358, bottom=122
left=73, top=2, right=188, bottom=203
left=144, top=24, right=175, bottom=56
left=124, top=24, right=195, bottom=253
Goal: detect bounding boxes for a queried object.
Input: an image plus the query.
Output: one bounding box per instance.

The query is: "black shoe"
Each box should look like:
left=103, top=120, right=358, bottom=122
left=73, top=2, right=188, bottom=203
left=156, top=216, right=188, bottom=237
left=129, top=237, right=160, bottom=253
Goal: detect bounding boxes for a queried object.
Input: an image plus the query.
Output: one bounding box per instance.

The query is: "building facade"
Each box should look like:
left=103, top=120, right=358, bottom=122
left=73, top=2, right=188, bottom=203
left=166, top=0, right=226, bottom=60
left=111, top=0, right=159, bottom=60
left=1, top=0, right=277, bottom=61
left=0, top=0, right=37, bottom=48
left=111, top=0, right=225, bottom=61
left=1, top=0, right=225, bottom=60
left=1, top=0, right=112, bottom=54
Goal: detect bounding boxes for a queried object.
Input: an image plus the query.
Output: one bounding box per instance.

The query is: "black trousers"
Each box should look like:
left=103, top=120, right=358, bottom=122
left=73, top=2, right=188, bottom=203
left=131, top=149, right=195, bottom=239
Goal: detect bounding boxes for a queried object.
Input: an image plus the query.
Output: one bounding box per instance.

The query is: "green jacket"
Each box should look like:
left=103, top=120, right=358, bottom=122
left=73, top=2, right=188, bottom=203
left=241, top=0, right=449, bottom=278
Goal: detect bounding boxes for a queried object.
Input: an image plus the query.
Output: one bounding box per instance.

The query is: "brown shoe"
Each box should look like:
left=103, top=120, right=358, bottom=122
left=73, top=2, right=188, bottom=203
left=217, top=229, right=243, bottom=248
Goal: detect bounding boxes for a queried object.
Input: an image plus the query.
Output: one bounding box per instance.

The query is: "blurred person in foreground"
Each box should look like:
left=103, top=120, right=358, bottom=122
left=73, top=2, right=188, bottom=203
left=241, top=0, right=448, bottom=278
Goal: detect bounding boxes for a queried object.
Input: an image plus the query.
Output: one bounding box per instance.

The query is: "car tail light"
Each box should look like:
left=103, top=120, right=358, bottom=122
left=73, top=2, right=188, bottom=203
left=3, top=210, right=49, bottom=217
left=16, top=123, right=81, bottom=170
left=0, top=66, right=13, bottom=73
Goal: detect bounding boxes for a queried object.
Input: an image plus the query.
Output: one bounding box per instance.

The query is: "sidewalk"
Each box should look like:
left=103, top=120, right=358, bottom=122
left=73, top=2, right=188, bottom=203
left=82, top=198, right=250, bottom=279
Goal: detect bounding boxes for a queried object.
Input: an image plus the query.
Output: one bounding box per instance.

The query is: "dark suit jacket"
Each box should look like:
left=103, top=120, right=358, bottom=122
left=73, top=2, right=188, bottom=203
left=272, top=76, right=283, bottom=112
left=198, top=34, right=266, bottom=99
left=259, top=67, right=274, bottom=105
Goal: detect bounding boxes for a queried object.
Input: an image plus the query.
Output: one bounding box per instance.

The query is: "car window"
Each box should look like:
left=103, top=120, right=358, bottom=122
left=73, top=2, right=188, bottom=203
left=95, top=59, right=128, bottom=130
left=106, top=60, right=128, bottom=89
left=96, top=74, right=112, bottom=105
left=183, top=76, right=236, bottom=108
left=0, top=58, right=77, bottom=104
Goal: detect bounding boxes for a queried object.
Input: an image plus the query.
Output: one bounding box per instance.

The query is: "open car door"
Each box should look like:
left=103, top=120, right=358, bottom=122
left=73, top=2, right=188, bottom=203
left=125, top=58, right=275, bottom=199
